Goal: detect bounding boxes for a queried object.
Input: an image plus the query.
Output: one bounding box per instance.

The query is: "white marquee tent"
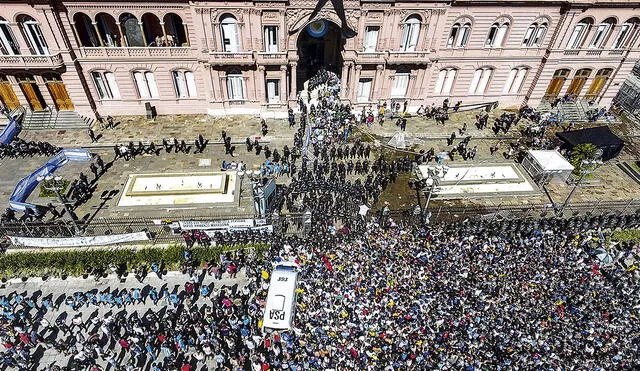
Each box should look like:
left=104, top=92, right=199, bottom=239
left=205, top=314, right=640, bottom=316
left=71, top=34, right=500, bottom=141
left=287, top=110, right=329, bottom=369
left=522, top=150, right=574, bottom=185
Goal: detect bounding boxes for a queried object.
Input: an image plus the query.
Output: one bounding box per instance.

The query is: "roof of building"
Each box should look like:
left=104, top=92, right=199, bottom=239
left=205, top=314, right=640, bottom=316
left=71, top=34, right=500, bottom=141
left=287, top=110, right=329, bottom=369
left=527, top=150, right=574, bottom=171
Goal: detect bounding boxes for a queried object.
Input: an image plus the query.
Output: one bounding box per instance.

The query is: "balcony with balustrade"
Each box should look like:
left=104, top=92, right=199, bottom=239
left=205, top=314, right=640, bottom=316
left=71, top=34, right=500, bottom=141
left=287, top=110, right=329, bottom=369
left=256, top=52, right=287, bottom=66
left=209, top=51, right=256, bottom=66
left=355, top=51, right=387, bottom=65
left=386, top=50, right=430, bottom=65
left=556, top=48, right=629, bottom=57
left=0, top=53, right=65, bottom=68
left=75, top=47, right=194, bottom=60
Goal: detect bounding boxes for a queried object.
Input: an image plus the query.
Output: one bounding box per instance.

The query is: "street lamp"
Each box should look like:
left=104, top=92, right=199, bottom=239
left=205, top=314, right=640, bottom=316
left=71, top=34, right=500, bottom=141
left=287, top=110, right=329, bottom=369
left=411, top=165, right=448, bottom=224
left=38, top=174, right=81, bottom=235
left=556, top=159, right=603, bottom=217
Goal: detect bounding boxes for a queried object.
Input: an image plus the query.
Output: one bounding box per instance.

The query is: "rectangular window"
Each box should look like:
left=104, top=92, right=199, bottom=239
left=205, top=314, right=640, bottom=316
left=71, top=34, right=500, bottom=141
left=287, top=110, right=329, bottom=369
left=0, top=24, right=19, bottom=55
left=357, top=78, right=372, bottom=102
left=532, top=26, right=546, bottom=47
left=447, top=25, right=459, bottom=48
left=134, top=71, right=159, bottom=99
left=92, top=71, right=120, bottom=100
left=172, top=71, right=197, bottom=98
left=221, top=23, right=240, bottom=52
left=468, top=69, right=493, bottom=94
left=24, top=23, right=49, bottom=55
left=391, top=73, right=410, bottom=97
left=613, top=24, right=630, bottom=48
left=400, top=23, right=419, bottom=52
left=364, top=26, right=379, bottom=52
left=227, top=75, right=244, bottom=100
left=442, top=69, right=457, bottom=95
left=264, top=26, right=278, bottom=52
left=266, top=79, right=280, bottom=104
left=522, top=26, right=536, bottom=47
left=567, top=24, right=586, bottom=49
left=589, top=24, right=610, bottom=48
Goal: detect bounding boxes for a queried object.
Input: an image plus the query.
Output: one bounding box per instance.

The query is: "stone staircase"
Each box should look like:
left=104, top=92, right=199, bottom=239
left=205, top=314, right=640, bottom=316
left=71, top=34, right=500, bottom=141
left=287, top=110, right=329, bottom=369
left=537, top=100, right=619, bottom=124
left=21, top=110, right=93, bottom=130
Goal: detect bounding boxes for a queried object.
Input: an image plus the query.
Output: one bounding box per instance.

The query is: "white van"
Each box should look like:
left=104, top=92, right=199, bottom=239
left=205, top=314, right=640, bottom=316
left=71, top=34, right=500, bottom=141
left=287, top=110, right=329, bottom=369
left=262, top=262, right=299, bottom=332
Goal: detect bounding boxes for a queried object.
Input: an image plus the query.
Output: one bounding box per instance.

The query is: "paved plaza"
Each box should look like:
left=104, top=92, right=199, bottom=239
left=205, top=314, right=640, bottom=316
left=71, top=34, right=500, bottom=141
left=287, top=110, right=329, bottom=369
left=0, top=108, right=638, bottom=223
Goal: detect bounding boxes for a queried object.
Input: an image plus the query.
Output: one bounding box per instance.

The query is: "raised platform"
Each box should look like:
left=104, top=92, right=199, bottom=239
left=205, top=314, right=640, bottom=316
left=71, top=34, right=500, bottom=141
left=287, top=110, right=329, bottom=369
left=117, top=172, right=237, bottom=207
left=419, top=163, right=538, bottom=199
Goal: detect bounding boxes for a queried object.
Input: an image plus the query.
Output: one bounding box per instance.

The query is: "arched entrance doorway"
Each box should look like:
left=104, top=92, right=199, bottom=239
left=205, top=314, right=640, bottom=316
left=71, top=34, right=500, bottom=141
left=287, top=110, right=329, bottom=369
left=296, top=19, right=344, bottom=92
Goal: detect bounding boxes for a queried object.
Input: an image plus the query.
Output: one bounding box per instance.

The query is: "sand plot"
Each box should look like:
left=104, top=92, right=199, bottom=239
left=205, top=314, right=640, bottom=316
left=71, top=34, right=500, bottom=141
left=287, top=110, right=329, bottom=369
left=117, top=172, right=237, bottom=206
left=419, top=164, right=537, bottom=198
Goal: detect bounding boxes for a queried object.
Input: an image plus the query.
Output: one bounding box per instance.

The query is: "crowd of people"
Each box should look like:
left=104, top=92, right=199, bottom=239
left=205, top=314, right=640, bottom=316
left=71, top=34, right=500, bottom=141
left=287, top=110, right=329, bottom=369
left=0, top=138, right=59, bottom=159
left=1, top=212, right=639, bottom=370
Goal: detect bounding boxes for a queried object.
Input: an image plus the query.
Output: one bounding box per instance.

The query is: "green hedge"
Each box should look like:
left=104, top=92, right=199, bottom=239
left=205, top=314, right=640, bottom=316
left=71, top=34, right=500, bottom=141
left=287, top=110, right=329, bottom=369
left=0, top=243, right=268, bottom=279
left=610, top=229, right=640, bottom=243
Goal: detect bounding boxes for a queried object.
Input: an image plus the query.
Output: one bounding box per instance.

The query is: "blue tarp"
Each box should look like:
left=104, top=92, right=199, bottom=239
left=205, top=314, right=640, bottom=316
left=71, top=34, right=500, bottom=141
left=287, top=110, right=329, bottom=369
left=9, top=149, right=92, bottom=213
left=0, top=118, right=20, bottom=145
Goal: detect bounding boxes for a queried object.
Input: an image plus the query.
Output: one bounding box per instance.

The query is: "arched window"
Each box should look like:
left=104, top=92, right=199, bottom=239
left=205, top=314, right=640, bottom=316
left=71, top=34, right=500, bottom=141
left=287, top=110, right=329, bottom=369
left=391, top=68, right=411, bottom=97
left=133, top=70, right=159, bottom=98
left=18, top=15, right=48, bottom=55
left=585, top=68, right=613, bottom=100
left=400, top=15, right=421, bottom=52
left=164, top=13, right=188, bottom=46
left=589, top=17, right=616, bottom=48
left=503, top=67, right=529, bottom=94
left=434, top=68, right=457, bottom=95
left=544, top=69, right=571, bottom=100
left=141, top=13, right=163, bottom=47
left=172, top=70, right=197, bottom=98
left=485, top=21, right=509, bottom=47
left=0, top=17, right=20, bottom=55
left=91, top=71, right=120, bottom=100
left=73, top=13, right=100, bottom=47
left=468, top=67, right=493, bottom=95
left=120, top=13, right=145, bottom=47
left=95, top=13, right=120, bottom=47
left=522, top=22, right=547, bottom=47
left=220, top=15, right=240, bottom=52
left=612, top=17, right=639, bottom=49
left=226, top=70, right=244, bottom=100
left=447, top=21, right=471, bottom=48
left=567, top=18, right=593, bottom=49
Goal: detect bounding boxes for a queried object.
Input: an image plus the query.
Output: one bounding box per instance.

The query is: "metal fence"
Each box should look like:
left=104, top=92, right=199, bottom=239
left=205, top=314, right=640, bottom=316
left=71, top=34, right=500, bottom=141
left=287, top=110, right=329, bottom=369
left=2, top=199, right=639, bottom=248
left=0, top=212, right=310, bottom=246
left=388, top=199, right=640, bottom=225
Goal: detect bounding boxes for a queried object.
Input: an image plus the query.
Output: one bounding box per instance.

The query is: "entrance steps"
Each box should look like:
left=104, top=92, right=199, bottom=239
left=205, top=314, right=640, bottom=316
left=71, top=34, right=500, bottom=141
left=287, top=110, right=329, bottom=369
left=21, top=110, right=93, bottom=130
left=537, top=100, right=620, bottom=124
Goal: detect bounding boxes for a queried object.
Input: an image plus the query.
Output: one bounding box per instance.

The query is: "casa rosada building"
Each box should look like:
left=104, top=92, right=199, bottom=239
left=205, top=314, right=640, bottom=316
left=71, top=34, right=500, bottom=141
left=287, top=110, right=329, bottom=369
left=0, top=0, right=638, bottom=118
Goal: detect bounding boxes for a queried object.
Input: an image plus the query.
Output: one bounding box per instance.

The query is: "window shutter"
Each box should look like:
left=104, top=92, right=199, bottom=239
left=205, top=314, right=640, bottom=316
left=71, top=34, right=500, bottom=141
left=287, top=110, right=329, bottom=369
left=134, top=72, right=150, bottom=98
left=145, top=72, right=159, bottom=98
left=503, top=69, right=517, bottom=93
left=105, top=72, right=120, bottom=99
left=185, top=72, right=197, bottom=97
left=434, top=70, right=447, bottom=94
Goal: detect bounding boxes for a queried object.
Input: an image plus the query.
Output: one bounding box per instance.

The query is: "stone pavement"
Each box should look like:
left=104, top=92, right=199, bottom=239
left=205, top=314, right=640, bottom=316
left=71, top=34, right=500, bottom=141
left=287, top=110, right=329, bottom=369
left=0, top=270, right=249, bottom=370
left=2, top=108, right=639, bottom=222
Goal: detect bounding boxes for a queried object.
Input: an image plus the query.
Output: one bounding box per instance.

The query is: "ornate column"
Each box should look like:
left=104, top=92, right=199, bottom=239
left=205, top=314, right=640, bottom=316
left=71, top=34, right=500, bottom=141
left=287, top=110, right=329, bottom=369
left=257, top=66, right=266, bottom=104
left=160, top=22, right=168, bottom=45
left=138, top=22, right=148, bottom=46
left=116, top=22, right=127, bottom=47
left=352, top=65, right=362, bottom=102
left=289, top=62, right=297, bottom=101
left=70, top=22, right=82, bottom=48
left=92, top=22, right=105, bottom=46
left=204, top=63, right=216, bottom=101
left=372, top=64, right=384, bottom=101
left=341, top=62, right=352, bottom=98
left=183, top=24, right=190, bottom=46
left=280, top=65, right=287, bottom=104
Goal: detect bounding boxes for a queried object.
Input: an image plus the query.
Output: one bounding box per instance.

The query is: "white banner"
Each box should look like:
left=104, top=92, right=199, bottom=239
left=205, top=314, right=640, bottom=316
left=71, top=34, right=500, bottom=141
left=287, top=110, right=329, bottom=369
left=8, top=232, right=150, bottom=248
left=179, top=219, right=255, bottom=230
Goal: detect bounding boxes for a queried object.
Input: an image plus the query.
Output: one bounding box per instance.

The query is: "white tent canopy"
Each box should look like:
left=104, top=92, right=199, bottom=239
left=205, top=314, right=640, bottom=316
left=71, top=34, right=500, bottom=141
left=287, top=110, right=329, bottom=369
left=522, top=150, right=574, bottom=185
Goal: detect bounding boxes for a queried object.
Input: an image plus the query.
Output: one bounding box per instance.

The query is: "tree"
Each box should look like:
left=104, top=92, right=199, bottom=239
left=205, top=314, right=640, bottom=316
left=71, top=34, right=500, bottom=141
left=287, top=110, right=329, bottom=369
left=570, top=143, right=598, bottom=175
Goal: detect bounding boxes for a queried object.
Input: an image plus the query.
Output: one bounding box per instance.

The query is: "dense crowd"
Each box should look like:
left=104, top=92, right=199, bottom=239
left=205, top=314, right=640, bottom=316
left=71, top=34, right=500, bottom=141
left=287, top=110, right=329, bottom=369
left=1, top=214, right=639, bottom=370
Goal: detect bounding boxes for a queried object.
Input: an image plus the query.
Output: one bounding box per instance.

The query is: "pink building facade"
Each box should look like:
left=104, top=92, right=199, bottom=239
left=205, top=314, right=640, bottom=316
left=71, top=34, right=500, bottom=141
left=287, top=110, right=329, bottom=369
left=0, top=0, right=638, bottom=118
